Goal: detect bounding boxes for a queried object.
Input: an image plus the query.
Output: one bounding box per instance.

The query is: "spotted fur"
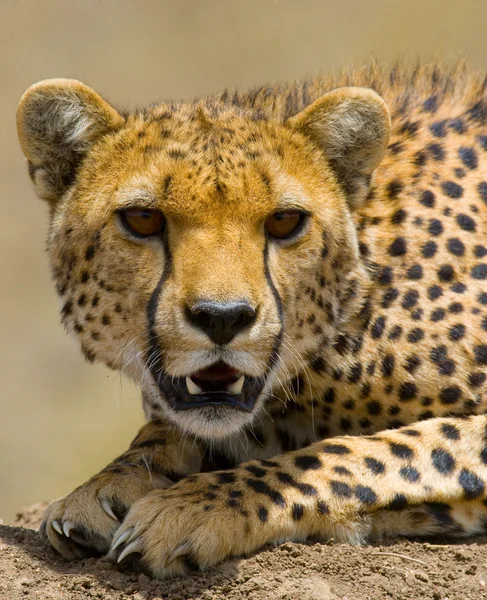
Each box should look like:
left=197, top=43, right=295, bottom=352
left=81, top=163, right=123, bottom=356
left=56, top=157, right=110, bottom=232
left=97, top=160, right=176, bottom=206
left=16, top=63, right=487, bottom=578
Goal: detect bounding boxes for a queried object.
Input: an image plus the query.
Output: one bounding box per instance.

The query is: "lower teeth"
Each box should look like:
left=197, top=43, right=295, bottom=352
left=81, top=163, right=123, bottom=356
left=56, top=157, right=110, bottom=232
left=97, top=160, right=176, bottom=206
left=186, top=377, right=203, bottom=395
left=227, top=374, right=245, bottom=394
left=184, top=374, right=245, bottom=395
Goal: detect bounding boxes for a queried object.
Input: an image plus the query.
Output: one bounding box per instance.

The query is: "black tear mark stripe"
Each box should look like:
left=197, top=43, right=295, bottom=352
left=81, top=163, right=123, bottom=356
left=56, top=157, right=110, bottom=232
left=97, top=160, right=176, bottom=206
left=146, top=234, right=173, bottom=388
left=263, top=241, right=284, bottom=375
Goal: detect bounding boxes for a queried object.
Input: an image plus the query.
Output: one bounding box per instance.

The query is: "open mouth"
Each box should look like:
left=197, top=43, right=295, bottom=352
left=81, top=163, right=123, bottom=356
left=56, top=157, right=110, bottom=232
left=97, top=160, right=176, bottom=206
left=157, top=361, right=264, bottom=413
left=185, top=363, right=245, bottom=395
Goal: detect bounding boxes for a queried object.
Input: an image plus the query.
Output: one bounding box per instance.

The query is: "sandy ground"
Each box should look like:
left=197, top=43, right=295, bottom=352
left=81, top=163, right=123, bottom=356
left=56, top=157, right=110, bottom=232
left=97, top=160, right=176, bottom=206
left=0, top=503, right=486, bottom=599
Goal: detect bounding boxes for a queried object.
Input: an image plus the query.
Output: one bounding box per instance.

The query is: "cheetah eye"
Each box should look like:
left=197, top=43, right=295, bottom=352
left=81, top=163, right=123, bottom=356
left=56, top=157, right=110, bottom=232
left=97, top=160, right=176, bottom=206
left=119, top=208, right=165, bottom=238
left=265, top=211, right=307, bottom=240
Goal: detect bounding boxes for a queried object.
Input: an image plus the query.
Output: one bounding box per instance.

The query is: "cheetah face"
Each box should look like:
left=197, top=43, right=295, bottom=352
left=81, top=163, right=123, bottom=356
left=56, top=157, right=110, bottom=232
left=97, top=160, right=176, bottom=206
left=17, top=80, right=390, bottom=439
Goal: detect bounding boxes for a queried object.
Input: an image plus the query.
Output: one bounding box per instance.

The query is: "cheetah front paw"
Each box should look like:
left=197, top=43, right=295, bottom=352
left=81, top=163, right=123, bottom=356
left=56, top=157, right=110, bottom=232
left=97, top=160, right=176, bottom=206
left=41, top=469, right=173, bottom=559
left=108, top=471, right=278, bottom=578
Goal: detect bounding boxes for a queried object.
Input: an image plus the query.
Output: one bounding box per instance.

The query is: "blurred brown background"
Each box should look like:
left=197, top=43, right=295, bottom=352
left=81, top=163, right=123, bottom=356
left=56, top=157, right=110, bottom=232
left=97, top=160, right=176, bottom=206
left=2, top=0, right=487, bottom=524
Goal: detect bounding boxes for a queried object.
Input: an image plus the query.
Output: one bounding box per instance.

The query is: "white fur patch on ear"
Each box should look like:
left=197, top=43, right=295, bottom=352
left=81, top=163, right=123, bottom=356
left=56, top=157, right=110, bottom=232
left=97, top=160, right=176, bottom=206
left=17, top=79, right=124, bottom=204
left=287, top=87, right=391, bottom=209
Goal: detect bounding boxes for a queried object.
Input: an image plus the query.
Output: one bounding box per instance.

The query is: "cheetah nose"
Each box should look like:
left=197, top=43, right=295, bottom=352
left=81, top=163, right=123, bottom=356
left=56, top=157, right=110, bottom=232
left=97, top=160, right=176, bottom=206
left=185, top=300, right=257, bottom=345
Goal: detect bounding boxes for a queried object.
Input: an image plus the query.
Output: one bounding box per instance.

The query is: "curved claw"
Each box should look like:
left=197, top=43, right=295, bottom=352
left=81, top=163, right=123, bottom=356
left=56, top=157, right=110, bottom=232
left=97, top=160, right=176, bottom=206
left=166, top=541, right=192, bottom=566
left=52, top=520, right=63, bottom=536
left=117, top=539, right=143, bottom=563
left=111, top=528, right=134, bottom=552
left=63, top=520, right=75, bottom=538
left=100, top=498, right=118, bottom=521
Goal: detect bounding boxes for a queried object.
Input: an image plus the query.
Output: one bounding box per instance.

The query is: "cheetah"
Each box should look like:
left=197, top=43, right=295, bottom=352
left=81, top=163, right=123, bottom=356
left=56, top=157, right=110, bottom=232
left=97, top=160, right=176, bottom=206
left=16, top=63, right=487, bottom=578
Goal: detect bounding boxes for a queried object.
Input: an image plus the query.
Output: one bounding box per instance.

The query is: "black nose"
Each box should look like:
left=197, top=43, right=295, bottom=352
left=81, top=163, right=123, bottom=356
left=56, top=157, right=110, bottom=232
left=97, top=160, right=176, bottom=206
left=186, top=300, right=257, bottom=345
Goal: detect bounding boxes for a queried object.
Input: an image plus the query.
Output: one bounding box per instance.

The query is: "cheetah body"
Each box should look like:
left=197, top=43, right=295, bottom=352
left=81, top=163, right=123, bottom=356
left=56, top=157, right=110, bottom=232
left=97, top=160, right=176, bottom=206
left=16, top=64, right=487, bottom=577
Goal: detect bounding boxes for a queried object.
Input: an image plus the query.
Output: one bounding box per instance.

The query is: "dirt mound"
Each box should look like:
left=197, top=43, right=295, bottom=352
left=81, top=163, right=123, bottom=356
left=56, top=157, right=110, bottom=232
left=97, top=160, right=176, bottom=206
left=1, top=504, right=486, bottom=599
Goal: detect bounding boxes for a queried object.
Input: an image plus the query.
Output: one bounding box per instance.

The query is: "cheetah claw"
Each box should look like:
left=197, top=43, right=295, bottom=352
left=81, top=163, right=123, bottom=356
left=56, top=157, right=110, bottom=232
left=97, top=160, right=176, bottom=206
left=111, top=528, right=136, bottom=553
left=116, top=538, right=143, bottom=563
left=100, top=498, right=118, bottom=521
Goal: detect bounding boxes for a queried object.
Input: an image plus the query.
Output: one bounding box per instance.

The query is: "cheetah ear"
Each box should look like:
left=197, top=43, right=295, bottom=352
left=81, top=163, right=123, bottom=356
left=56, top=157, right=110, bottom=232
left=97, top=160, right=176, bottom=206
left=287, top=87, right=391, bottom=209
left=17, top=79, right=124, bottom=205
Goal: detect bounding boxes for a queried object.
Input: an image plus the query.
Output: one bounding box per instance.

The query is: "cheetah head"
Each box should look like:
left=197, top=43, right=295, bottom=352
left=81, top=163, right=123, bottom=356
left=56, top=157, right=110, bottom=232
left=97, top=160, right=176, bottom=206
left=17, top=79, right=390, bottom=439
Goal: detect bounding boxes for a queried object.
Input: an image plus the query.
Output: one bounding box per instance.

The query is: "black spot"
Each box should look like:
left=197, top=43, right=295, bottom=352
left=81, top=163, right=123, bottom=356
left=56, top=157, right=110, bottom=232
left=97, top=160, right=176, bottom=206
left=310, top=356, right=326, bottom=374
left=388, top=325, right=403, bottom=340
left=366, top=401, right=382, bottom=416
left=387, top=493, right=408, bottom=510
left=399, top=466, right=420, bottom=482
left=478, top=182, right=487, bottom=204
left=258, top=506, right=268, bottom=522
left=404, top=355, right=421, bottom=373
left=441, top=423, right=460, bottom=441
left=389, top=442, right=413, bottom=460
left=247, top=479, right=285, bottom=507
left=398, top=382, right=418, bottom=402
left=431, top=448, right=455, bottom=474
left=428, top=219, right=443, bottom=236
left=459, top=147, right=478, bottom=169
left=330, top=480, right=352, bottom=498
left=348, top=363, right=362, bottom=383
left=439, top=385, right=462, bottom=405
left=456, top=214, right=476, bottom=232
left=430, top=120, right=447, bottom=137
left=451, top=282, right=466, bottom=294
left=419, top=190, right=435, bottom=207
left=474, top=245, right=487, bottom=258
left=333, top=466, right=352, bottom=477
left=422, top=241, right=438, bottom=258
left=391, top=209, right=407, bottom=225
left=217, top=472, right=236, bottom=484
left=381, top=354, right=395, bottom=378
left=458, top=469, right=485, bottom=499
left=371, top=316, right=386, bottom=339
left=448, top=302, right=463, bottom=314
left=437, top=264, right=454, bottom=282
left=471, top=264, right=487, bottom=280
left=448, top=324, right=466, bottom=341
left=474, top=345, right=487, bottom=365
left=428, top=285, right=443, bottom=300
left=406, top=264, right=423, bottom=280
left=354, top=485, right=377, bottom=505
left=275, top=471, right=317, bottom=496
left=481, top=446, right=487, bottom=465
left=478, top=293, right=487, bottom=305
left=450, top=118, right=466, bottom=133
left=378, top=266, right=394, bottom=285
left=85, top=246, right=95, bottom=260
left=61, top=300, right=73, bottom=317
left=364, top=457, right=386, bottom=475
left=323, top=388, right=335, bottom=404
left=295, top=455, right=322, bottom=470
left=446, top=238, right=465, bottom=256
left=423, top=95, right=438, bottom=113
left=382, top=288, right=399, bottom=308
left=402, top=290, right=419, bottom=309
left=387, top=180, right=403, bottom=199
left=245, top=465, right=266, bottom=478
left=291, top=503, right=304, bottom=521
left=428, top=143, right=445, bottom=161
left=388, top=237, right=407, bottom=256
left=317, top=501, right=329, bottom=515
left=407, top=328, right=424, bottom=343
left=468, top=372, right=486, bottom=387
left=441, top=181, right=463, bottom=198
left=322, top=444, right=350, bottom=455
left=477, top=134, right=487, bottom=149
